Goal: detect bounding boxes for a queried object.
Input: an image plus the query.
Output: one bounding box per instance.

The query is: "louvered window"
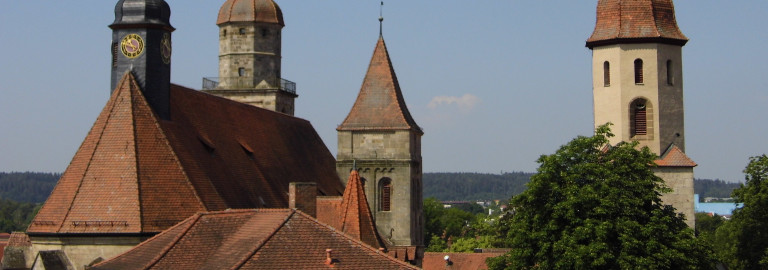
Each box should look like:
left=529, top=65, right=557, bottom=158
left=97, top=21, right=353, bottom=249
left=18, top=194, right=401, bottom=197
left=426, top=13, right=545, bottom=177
left=603, top=61, right=610, bottom=86
left=633, top=101, right=647, bottom=136
left=380, top=179, right=392, bottom=212
left=634, top=59, right=644, bottom=84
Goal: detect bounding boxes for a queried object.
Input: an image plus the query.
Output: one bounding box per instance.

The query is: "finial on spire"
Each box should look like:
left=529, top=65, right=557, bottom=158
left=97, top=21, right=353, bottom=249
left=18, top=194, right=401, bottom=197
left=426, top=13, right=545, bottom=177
left=379, top=1, right=384, bottom=37
left=353, top=160, right=357, bottom=172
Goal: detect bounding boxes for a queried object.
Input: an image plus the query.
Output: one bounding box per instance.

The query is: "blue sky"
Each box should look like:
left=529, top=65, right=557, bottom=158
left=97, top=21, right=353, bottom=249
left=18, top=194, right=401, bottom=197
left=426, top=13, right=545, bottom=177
left=0, top=1, right=766, bottom=182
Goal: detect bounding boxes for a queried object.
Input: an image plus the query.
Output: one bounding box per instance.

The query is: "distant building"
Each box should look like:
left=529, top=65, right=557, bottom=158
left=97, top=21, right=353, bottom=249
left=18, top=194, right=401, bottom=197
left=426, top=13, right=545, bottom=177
left=694, top=194, right=743, bottom=217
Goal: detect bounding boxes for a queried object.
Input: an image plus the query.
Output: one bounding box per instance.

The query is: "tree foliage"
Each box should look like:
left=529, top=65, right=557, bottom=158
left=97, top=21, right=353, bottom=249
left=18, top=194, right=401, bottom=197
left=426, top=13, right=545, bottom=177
left=713, top=155, right=768, bottom=269
left=0, top=198, right=40, bottom=232
left=424, top=172, right=532, bottom=201
left=487, top=124, right=713, bottom=270
left=0, top=172, right=59, bottom=203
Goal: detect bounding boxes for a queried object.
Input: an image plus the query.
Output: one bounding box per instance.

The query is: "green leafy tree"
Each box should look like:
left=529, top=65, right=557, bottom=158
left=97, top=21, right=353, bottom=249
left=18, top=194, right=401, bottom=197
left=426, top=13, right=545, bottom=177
left=487, top=124, right=713, bottom=270
left=714, top=155, right=768, bottom=269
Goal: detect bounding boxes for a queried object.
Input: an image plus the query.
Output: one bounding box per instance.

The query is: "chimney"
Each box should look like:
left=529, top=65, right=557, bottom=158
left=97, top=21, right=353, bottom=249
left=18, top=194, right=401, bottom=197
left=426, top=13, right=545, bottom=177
left=289, top=182, right=317, bottom=217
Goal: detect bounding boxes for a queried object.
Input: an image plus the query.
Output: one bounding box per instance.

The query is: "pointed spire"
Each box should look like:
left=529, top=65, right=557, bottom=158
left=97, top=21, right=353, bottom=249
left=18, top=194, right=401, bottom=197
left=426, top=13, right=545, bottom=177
left=379, top=1, right=384, bottom=37
left=339, top=170, right=386, bottom=249
left=338, top=36, right=422, bottom=134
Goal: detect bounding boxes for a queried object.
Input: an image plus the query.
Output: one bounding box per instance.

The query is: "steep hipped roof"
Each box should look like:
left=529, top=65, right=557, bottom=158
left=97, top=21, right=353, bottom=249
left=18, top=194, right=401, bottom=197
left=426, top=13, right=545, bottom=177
left=339, top=171, right=386, bottom=249
left=217, top=0, right=284, bottom=26
left=655, top=144, right=697, bottom=167
left=338, top=37, right=422, bottom=134
left=586, top=0, right=688, bottom=48
left=29, top=73, right=343, bottom=235
left=92, top=209, right=418, bottom=270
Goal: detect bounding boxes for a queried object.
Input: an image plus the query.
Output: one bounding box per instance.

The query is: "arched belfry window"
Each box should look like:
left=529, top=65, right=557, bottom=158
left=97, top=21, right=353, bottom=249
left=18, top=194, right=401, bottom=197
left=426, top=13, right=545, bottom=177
left=666, top=60, right=674, bottom=85
left=634, top=59, right=644, bottom=84
left=603, top=61, right=611, bottom=86
left=631, top=99, right=648, bottom=136
left=379, top=178, right=392, bottom=212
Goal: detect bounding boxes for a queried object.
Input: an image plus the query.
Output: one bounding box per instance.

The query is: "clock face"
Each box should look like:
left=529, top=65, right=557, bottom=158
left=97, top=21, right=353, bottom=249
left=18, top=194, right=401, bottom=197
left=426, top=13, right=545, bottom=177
left=120, top=34, right=145, bottom=58
left=161, top=33, right=172, bottom=64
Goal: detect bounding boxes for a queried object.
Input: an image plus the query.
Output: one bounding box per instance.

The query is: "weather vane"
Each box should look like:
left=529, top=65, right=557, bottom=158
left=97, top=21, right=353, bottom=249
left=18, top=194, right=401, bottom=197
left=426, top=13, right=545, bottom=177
left=379, top=1, right=384, bottom=37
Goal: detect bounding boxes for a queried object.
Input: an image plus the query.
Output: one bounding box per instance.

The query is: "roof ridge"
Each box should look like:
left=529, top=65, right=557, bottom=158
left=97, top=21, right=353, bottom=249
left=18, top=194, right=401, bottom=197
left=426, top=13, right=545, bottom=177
left=143, top=213, right=202, bottom=269
left=232, top=209, right=297, bottom=269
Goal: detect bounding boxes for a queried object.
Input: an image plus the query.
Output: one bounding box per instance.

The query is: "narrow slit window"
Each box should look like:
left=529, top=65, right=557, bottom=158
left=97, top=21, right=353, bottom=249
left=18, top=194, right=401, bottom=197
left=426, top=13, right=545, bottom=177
left=238, top=68, right=246, bottom=77
left=111, top=42, right=118, bottom=68
left=634, top=59, right=644, bottom=84
left=239, top=28, right=246, bottom=35
left=666, top=60, right=674, bottom=85
left=603, top=61, right=610, bottom=86
left=380, top=178, right=392, bottom=212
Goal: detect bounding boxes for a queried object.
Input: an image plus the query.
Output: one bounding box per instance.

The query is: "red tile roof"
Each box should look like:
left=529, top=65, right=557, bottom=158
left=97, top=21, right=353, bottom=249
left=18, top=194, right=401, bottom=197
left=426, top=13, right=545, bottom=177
left=339, top=171, right=386, bottom=249
left=422, top=252, right=503, bottom=270
left=338, top=37, right=422, bottom=134
left=92, top=209, right=418, bottom=270
left=217, top=0, right=284, bottom=26
left=655, top=144, right=697, bottom=167
left=29, top=73, right=343, bottom=235
left=6, top=232, right=30, bottom=247
left=586, top=0, right=688, bottom=48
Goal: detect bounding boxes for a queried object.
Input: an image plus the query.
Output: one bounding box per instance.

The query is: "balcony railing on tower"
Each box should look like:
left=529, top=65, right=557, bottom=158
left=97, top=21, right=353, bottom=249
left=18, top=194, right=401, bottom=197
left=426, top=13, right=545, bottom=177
left=202, top=77, right=296, bottom=95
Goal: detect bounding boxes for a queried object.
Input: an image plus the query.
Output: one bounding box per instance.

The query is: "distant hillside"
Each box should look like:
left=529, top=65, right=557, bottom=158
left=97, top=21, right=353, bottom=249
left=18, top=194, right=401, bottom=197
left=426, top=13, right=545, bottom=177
left=424, top=172, right=741, bottom=202
left=424, top=172, right=532, bottom=201
left=0, top=172, right=59, bottom=203
left=694, top=178, right=741, bottom=199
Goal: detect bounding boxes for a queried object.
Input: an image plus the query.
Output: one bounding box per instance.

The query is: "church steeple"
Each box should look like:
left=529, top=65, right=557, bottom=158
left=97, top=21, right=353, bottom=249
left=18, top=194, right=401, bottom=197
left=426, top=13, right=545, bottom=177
left=586, top=0, right=688, bottom=48
left=337, top=37, right=422, bottom=134
left=109, top=0, right=174, bottom=120
left=337, top=20, right=424, bottom=259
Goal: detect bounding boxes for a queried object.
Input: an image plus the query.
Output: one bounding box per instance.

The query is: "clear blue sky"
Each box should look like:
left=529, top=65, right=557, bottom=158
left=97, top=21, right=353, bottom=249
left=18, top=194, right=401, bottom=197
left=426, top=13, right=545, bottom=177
left=0, top=1, right=766, bottom=182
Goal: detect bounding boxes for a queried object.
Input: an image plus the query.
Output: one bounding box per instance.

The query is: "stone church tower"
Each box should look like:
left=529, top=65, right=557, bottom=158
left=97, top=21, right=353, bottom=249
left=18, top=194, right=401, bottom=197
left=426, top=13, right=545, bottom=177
left=203, top=0, right=297, bottom=115
left=337, top=34, right=424, bottom=252
left=587, top=0, right=695, bottom=227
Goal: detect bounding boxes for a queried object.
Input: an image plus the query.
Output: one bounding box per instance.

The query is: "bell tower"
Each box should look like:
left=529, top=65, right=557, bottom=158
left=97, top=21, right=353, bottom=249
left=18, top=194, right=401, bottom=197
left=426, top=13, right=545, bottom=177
left=337, top=31, right=424, bottom=260
left=203, top=0, right=297, bottom=115
left=587, top=0, right=695, bottom=227
left=110, top=0, right=174, bottom=120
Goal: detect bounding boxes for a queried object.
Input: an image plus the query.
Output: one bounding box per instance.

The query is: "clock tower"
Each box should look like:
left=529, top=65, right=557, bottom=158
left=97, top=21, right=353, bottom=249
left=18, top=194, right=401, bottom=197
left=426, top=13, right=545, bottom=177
left=110, top=0, right=174, bottom=120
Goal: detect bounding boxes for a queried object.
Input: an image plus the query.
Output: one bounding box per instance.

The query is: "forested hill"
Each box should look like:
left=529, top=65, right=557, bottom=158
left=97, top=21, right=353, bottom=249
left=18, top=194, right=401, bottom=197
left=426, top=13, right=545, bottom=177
left=0, top=172, right=60, bottom=203
left=0, top=172, right=742, bottom=203
left=424, top=172, right=533, bottom=201
left=424, top=172, right=741, bottom=201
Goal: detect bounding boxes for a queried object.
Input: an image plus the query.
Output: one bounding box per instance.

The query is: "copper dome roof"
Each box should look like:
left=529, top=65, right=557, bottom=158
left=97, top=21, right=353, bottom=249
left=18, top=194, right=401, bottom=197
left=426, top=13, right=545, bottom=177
left=217, top=0, right=285, bottom=26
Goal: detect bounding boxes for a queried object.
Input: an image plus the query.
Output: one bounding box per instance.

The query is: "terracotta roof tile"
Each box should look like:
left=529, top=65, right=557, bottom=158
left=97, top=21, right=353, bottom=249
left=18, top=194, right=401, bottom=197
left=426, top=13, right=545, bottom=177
left=422, top=252, right=504, bottom=270
left=339, top=171, right=386, bottom=249
left=6, top=232, right=30, bottom=247
left=316, top=196, right=343, bottom=230
left=217, top=0, right=284, bottom=26
left=29, top=73, right=344, bottom=235
left=93, top=209, right=418, bottom=270
left=338, top=37, right=422, bottom=133
left=586, top=0, right=688, bottom=48
left=655, top=144, right=697, bottom=167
